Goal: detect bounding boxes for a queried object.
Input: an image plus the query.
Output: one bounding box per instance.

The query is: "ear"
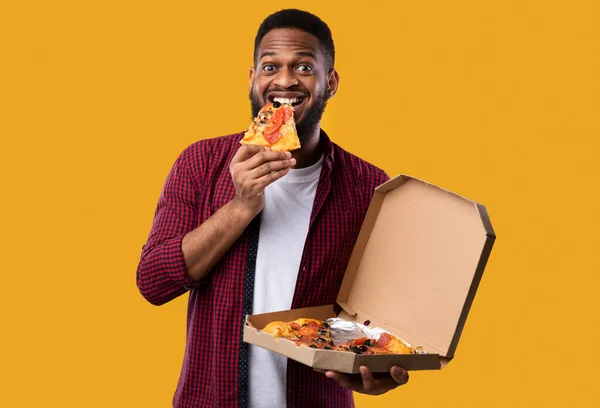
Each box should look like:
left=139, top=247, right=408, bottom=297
left=249, top=67, right=256, bottom=91
left=327, top=69, right=340, bottom=97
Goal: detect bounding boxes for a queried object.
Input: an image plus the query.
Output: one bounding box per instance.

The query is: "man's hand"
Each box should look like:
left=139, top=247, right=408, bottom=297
left=229, top=144, right=296, bottom=217
left=323, top=366, right=409, bottom=395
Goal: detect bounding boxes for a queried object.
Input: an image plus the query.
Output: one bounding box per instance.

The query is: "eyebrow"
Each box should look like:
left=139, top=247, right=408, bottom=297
left=259, top=51, right=317, bottom=60
left=259, top=51, right=276, bottom=59
left=296, top=51, right=317, bottom=59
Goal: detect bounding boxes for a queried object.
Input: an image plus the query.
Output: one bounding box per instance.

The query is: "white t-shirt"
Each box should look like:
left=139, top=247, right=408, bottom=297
left=248, top=155, right=323, bottom=408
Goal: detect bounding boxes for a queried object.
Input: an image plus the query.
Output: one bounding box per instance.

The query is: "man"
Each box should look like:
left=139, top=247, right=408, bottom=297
left=137, top=9, right=409, bottom=408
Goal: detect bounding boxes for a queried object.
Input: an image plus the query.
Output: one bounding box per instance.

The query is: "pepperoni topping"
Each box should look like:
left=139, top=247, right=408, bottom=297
left=377, top=333, right=392, bottom=347
left=306, top=321, right=321, bottom=329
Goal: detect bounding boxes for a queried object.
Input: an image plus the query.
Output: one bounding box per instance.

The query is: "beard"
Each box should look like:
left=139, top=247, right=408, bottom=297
left=250, top=86, right=330, bottom=145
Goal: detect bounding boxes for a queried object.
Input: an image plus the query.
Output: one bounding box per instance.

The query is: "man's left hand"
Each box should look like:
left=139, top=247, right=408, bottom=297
left=323, top=366, right=409, bottom=395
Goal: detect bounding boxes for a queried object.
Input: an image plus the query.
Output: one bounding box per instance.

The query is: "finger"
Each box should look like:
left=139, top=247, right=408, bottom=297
left=325, top=371, right=354, bottom=390
left=360, top=366, right=376, bottom=393
left=241, top=149, right=291, bottom=170
left=371, top=377, right=401, bottom=394
left=231, top=144, right=264, bottom=165
left=253, top=167, right=291, bottom=190
left=390, top=366, right=409, bottom=385
left=250, top=157, right=296, bottom=179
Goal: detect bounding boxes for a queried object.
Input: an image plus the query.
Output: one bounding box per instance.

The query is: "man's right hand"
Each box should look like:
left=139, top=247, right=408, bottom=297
left=229, top=144, right=296, bottom=218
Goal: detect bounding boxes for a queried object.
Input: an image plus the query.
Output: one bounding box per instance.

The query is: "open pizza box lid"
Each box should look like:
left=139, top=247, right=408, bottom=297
left=244, top=175, right=495, bottom=372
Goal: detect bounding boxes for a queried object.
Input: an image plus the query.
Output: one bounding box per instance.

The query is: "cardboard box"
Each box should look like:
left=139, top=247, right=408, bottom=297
left=244, top=175, right=495, bottom=373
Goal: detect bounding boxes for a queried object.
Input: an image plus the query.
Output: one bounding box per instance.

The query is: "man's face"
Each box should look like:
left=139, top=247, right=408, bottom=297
left=249, top=28, right=337, bottom=142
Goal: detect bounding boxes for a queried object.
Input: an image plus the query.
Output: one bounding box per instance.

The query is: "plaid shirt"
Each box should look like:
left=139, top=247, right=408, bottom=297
left=137, top=131, right=389, bottom=408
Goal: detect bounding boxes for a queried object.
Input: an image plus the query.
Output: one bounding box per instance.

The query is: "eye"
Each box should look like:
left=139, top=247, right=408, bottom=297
left=296, top=64, right=313, bottom=72
left=262, top=64, right=276, bottom=72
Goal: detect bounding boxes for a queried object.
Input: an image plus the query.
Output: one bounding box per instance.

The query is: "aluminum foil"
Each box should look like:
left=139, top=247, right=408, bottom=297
left=326, top=318, right=427, bottom=354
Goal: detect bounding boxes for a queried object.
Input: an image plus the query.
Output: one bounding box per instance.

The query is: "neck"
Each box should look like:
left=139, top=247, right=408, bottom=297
left=291, top=126, right=322, bottom=168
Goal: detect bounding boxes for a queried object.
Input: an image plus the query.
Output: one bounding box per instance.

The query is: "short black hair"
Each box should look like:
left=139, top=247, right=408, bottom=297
left=253, top=9, right=335, bottom=70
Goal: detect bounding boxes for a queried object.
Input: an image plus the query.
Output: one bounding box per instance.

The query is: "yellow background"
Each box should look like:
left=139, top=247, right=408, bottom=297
left=1, top=0, right=599, bottom=406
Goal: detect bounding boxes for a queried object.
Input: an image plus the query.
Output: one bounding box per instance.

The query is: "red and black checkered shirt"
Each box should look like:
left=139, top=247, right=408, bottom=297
left=137, top=131, right=389, bottom=408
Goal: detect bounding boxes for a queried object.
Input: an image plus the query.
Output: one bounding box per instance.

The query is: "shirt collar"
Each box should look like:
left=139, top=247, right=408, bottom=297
left=318, top=128, right=335, bottom=173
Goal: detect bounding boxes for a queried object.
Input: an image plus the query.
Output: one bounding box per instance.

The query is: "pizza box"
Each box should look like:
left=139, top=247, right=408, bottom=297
left=244, top=175, right=495, bottom=373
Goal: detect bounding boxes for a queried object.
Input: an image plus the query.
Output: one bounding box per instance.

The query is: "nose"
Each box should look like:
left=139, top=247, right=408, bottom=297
left=273, top=67, right=298, bottom=88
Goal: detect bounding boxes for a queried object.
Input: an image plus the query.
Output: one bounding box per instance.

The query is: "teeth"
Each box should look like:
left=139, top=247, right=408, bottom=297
left=273, top=97, right=302, bottom=105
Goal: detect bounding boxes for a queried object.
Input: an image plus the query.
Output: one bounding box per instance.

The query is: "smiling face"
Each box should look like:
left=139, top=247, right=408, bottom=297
left=249, top=28, right=339, bottom=144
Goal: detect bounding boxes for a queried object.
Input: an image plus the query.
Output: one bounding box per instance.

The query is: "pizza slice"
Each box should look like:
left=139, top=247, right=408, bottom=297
left=262, top=318, right=334, bottom=349
left=240, top=102, right=301, bottom=151
left=262, top=318, right=328, bottom=340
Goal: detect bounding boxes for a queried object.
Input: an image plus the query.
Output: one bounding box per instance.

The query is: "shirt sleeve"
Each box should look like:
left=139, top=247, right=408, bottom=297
left=378, top=169, right=390, bottom=185
left=366, top=166, right=390, bottom=200
left=136, top=147, right=204, bottom=306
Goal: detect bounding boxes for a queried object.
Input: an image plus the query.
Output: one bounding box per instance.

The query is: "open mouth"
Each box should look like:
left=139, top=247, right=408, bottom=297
left=269, top=95, right=305, bottom=107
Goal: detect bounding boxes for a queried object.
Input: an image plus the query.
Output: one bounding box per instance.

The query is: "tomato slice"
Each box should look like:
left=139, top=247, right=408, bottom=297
left=353, top=337, right=367, bottom=346
left=264, top=130, right=281, bottom=144
left=281, top=105, right=293, bottom=122
left=263, top=108, right=284, bottom=137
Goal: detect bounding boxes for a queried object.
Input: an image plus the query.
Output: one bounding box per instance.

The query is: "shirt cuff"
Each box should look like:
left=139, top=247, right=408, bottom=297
left=160, top=235, right=204, bottom=290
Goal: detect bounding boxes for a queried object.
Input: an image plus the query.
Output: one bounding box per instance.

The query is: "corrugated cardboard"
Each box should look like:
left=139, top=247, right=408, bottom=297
left=244, top=175, right=495, bottom=373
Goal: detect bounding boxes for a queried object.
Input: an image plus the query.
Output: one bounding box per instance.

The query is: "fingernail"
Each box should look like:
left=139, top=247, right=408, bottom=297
left=360, top=367, right=368, bottom=376
left=285, top=151, right=292, bottom=157
left=290, top=158, right=296, bottom=165
left=392, top=367, right=401, bottom=377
